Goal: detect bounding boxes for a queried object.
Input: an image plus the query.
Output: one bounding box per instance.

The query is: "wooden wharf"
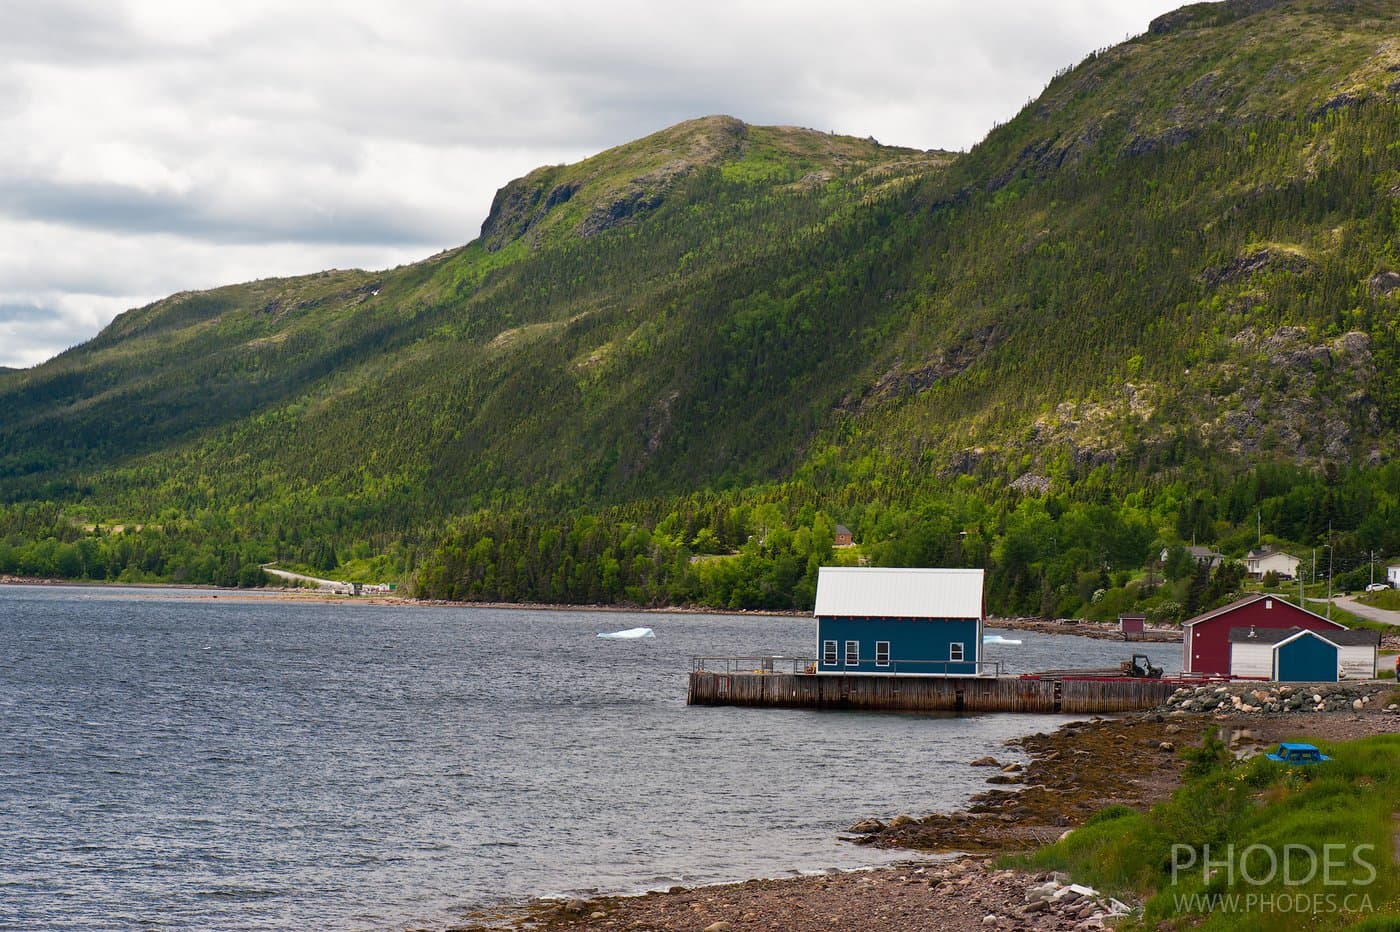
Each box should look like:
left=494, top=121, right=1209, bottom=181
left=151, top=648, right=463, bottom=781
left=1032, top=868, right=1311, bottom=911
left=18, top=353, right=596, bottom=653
left=687, top=657, right=1180, bottom=714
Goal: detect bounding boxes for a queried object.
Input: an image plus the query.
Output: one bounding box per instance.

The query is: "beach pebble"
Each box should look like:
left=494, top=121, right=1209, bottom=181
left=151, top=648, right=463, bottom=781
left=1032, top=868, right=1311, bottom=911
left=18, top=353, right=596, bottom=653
left=701, top=922, right=732, bottom=932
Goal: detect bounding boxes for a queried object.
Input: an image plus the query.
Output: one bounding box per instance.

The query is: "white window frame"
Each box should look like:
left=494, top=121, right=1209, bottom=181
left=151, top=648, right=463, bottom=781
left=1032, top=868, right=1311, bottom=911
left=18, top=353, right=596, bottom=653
left=823, top=640, right=838, bottom=665
left=844, top=640, right=860, bottom=666
left=875, top=641, right=890, bottom=667
left=949, top=641, right=965, bottom=662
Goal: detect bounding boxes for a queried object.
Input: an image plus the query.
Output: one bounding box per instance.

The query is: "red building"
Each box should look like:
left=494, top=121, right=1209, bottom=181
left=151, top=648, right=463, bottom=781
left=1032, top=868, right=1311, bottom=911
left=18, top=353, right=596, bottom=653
left=1182, top=594, right=1347, bottom=675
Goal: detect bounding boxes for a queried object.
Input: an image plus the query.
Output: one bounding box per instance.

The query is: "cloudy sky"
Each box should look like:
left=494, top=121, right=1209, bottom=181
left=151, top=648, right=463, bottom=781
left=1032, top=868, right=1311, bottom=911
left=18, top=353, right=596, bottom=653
left=1, top=0, right=1189, bottom=369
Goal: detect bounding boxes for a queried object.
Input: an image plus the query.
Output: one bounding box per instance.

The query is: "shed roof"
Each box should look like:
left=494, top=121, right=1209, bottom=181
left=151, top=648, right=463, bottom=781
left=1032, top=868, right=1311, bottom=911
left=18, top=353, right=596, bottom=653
left=1182, top=593, right=1345, bottom=629
left=1228, top=626, right=1379, bottom=647
left=814, top=566, right=984, bottom=619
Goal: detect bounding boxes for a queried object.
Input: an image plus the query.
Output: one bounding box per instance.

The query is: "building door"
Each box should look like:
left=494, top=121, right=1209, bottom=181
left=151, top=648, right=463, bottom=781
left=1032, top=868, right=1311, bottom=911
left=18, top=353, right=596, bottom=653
left=1275, top=635, right=1338, bottom=682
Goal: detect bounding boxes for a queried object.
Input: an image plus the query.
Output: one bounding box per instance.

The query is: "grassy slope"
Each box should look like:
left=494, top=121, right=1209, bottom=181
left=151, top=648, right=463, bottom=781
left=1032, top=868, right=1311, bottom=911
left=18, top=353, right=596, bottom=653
left=804, top=0, right=1400, bottom=489
left=1023, top=731, right=1400, bottom=928
left=0, top=120, right=946, bottom=518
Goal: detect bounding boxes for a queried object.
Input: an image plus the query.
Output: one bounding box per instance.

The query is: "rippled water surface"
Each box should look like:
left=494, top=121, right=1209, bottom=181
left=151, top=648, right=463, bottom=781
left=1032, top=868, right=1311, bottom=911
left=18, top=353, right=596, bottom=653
left=0, top=585, right=1180, bottom=929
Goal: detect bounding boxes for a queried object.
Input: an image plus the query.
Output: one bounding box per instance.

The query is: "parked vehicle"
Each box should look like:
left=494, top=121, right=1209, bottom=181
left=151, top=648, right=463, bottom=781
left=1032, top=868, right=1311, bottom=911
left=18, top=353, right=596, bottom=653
left=1365, top=582, right=1391, bottom=592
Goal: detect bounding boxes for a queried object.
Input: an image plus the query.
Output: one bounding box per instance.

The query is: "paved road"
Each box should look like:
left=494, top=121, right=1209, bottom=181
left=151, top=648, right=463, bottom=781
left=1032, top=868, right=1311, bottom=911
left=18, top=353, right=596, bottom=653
left=1332, top=595, right=1400, bottom=626
left=260, top=564, right=353, bottom=594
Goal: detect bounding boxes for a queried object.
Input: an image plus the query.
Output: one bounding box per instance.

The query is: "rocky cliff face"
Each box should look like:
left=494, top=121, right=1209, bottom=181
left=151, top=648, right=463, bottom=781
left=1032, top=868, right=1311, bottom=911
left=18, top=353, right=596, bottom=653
left=479, top=115, right=751, bottom=251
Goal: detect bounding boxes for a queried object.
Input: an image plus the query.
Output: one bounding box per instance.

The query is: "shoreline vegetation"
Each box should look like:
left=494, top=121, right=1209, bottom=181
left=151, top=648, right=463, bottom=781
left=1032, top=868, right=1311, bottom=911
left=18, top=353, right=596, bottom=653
left=0, top=575, right=1184, bottom=641
left=16, top=573, right=1397, bottom=652
left=460, top=708, right=1400, bottom=931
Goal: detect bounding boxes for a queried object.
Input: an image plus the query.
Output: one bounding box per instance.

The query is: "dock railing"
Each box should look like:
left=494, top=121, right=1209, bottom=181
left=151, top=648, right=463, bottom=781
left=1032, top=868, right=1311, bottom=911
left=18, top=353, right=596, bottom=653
left=692, top=656, right=815, bottom=675
left=690, top=656, right=1004, bottom=677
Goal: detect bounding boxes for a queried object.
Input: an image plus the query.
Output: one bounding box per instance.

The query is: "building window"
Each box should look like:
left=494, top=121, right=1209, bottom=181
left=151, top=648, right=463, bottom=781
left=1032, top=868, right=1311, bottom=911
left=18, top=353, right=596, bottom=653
left=823, top=640, right=837, bottom=665
left=949, top=642, right=965, bottom=662
left=845, top=640, right=860, bottom=666
left=875, top=641, right=890, bottom=667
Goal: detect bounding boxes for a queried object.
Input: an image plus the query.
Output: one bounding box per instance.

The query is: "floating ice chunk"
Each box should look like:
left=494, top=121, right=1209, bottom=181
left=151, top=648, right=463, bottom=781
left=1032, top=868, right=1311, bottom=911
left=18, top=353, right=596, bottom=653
left=596, top=627, right=656, bottom=639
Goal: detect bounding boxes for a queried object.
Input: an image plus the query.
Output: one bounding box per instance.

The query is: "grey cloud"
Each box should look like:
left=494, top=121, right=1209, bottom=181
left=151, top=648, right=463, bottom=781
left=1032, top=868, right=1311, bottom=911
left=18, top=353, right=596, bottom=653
left=0, top=303, right=98, bottom=368
left=0, top=178, right=452, bottom=247
left=0, top=1, right=139, bottom=63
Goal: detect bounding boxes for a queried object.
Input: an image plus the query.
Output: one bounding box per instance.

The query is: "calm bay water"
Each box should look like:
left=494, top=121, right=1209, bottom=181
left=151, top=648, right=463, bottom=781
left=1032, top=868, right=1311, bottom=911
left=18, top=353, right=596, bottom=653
left=0, top=584, right=1179, bottom=930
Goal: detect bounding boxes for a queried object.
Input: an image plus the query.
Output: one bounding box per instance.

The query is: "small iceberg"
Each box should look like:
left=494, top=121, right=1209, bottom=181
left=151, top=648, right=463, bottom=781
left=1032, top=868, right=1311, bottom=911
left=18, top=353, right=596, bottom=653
left=596, top=627, right=656, bottom=639
left=982, top=634, right=1022, bottom=646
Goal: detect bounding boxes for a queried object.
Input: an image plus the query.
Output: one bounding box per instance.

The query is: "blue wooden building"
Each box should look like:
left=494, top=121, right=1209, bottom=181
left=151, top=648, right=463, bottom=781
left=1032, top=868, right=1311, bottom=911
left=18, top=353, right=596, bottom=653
left=813, top=567, right=985, bottom=676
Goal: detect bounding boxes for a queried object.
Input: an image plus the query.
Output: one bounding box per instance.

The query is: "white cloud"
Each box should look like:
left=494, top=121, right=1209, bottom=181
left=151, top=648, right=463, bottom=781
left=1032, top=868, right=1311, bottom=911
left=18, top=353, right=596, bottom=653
left=0, top=0, right=1186, bottom=369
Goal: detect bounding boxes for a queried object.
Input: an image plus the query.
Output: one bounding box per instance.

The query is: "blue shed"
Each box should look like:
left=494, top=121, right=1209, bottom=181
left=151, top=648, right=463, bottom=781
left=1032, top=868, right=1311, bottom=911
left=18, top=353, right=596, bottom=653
left=1273, top=629, right=1340, bottom=683
left=813, top=567, right=985, bottom=676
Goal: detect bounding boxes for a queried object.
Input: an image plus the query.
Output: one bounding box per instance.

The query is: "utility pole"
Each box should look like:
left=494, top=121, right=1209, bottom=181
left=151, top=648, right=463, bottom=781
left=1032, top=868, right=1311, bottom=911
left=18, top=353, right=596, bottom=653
left=1257, top=510, right=1261, bottom=546
left=1370, top=549, right=1377, bottom=587
left=1326, top=523, right=1333, bottom=621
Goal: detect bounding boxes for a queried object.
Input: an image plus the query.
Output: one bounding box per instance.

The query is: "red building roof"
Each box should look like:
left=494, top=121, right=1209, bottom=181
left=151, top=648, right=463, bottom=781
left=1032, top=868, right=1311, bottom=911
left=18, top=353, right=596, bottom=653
left=1181, top=593, right=1347, bottom=675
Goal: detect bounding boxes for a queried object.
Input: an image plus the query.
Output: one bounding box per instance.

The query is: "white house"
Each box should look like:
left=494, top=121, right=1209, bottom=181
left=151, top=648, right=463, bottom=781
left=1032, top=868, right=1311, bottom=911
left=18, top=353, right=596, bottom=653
left=1246, top=548, right=1300, bottom=579
left=1159, top=545, right=1224, bottom=568
left=1389, top=564, right=1400, bottom=588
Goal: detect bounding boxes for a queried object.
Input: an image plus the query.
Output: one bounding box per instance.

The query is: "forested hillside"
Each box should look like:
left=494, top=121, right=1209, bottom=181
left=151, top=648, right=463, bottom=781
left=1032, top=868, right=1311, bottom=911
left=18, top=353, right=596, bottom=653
left=2, top=0, right=1398, bottom=618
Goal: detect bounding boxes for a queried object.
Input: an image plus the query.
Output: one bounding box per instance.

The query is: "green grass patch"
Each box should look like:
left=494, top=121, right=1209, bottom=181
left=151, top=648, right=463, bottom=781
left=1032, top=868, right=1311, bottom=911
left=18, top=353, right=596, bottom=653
left=1283, top=594, right=1386, bottom=633
left=1017, top=732, right=1400, bottom=929
left=1360, top=590, right=1400, bottom=612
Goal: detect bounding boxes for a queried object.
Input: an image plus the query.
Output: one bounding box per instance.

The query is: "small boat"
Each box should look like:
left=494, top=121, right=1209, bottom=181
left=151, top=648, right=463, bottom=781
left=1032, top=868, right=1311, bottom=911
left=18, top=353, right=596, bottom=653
left=596, top=627, right=655, bottom=639
left=1264, top=742, right=1330, bottom=764
left=983, top=634, right=1022, bottom=646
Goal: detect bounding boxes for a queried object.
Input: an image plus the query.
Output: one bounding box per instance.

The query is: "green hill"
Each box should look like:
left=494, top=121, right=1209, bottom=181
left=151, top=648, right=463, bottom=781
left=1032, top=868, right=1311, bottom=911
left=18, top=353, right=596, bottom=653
left=1, top=0, right=1398, bottom=613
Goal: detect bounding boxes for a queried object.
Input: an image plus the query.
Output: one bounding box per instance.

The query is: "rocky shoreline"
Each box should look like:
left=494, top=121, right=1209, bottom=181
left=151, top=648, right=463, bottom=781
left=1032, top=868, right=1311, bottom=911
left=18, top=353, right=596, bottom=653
left=0, top=576, right=1182, bottom=634
left=1163, top=681, right=1395, bottom=716
left=990, top=616, right=1181, bottom=642
left=451, top=695, right=1400, bottom=931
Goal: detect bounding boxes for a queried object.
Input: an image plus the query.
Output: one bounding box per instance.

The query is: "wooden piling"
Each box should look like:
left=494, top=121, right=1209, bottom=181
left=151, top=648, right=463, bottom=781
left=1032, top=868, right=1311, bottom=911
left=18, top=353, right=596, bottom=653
left=686, top=672, right=1177, bottom=713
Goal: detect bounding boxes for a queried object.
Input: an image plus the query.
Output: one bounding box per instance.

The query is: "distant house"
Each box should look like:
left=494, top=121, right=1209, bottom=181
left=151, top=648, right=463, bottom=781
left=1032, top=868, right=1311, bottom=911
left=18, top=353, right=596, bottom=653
left=833, top=524, right=854, bottom=548
left=1245, top=548, right=1300, bottom=579
left=1389, top=564, right=1400, bottom=587
left=1229, top=626, right=1378, bottom=682
left=1119, top=614, right=1146, bottom=636
left=1159, top=545, right=1225, bottom=568
left=1182, top=593, right=1346, bottom=676
left=814, top=567, right=984, bottom=676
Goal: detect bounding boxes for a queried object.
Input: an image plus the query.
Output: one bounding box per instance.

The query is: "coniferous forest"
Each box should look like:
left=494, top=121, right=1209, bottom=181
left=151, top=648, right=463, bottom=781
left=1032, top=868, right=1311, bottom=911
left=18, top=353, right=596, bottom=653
left=2, top=0, right=1398, bottom=619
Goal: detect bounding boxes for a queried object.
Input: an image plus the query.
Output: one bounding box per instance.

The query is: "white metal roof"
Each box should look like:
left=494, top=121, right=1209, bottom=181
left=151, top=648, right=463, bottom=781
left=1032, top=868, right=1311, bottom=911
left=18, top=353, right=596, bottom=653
left=814, top=567, right=984, bottom=619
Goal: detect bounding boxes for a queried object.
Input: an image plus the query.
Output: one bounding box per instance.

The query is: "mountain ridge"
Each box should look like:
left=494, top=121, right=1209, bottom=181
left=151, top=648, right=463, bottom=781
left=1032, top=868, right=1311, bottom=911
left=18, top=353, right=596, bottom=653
left=1, top=0, right=1397, bottom=612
